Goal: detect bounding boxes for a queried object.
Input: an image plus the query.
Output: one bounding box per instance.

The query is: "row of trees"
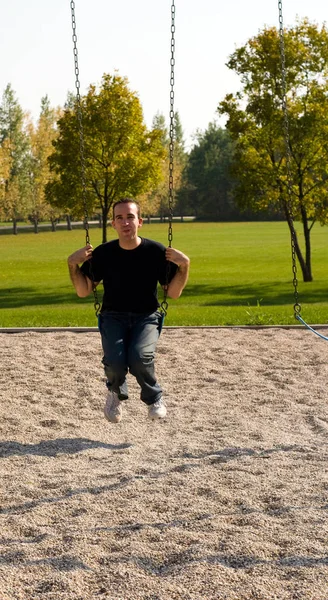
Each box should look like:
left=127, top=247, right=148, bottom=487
left=0, top=77, right=187, bottom=240
left=1, top=19, right=328, bottom=280
left=0, top=88, right=61, bottom=234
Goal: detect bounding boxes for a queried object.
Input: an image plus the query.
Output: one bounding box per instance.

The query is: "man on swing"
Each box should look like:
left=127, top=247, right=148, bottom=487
left=67, top=198, right=190, bottom=423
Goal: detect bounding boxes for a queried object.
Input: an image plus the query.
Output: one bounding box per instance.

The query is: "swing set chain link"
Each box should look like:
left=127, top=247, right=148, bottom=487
left=277, top=1, right=301, bottom=317
left=70, top=0, right=101, bottom=317
left=168, top=0, right=175, bottom=248
left=161, top=1, right=176, bottom=317
left=70, top=0, right=89, bottom=244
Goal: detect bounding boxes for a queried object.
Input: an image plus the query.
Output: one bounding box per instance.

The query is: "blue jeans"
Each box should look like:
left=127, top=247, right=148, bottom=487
left=99, top=311, right=163, bottom=405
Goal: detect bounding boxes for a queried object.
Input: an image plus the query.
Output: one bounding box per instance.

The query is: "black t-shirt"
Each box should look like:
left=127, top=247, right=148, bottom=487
left=80, top=238, right=178, bottom=313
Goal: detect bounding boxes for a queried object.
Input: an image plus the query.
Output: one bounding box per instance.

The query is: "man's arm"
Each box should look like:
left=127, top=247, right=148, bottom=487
left=164, top=247, right=190, bottom=299
left=67, top=244, right=97, bottom=298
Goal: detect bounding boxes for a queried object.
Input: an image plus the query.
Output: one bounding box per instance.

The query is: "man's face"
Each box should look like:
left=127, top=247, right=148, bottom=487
left=112, top=202, right=143, bottom=240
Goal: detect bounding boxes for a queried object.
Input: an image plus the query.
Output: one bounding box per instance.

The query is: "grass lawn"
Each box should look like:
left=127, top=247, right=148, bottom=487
left=0, top=221, right=328, bottom=327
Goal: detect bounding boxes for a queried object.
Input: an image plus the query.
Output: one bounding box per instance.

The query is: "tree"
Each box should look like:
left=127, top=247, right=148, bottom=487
left=46, top=73, right=165, bottom=243
left=138, top=113, right=168, bottom=221
left=0, top=139, right=11, bottom=219
left=26, top=96, right=61, bottom=233
left=141, top=111, right=187, bottom=222
left=0, top=84, right=30, bottom=233
left=169, top=112, right=188, bottom=220
left=219, top=19, right=328, bottom=281
left=181, top=123, right=236, bottom=220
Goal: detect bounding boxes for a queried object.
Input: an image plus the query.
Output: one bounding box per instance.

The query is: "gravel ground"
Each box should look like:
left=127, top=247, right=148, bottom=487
left=0, top=328, right=327, bottom=600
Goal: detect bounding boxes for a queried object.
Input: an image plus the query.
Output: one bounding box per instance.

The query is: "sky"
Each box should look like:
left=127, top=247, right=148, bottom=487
left=1, top=0, right=327, bottom=150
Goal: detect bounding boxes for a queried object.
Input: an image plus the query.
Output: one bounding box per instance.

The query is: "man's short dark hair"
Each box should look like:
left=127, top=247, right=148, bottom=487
left=112, top=198, right=140, bottom=219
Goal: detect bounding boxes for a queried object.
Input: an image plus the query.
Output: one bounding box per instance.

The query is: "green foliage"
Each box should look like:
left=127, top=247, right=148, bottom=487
left=245, top=299, right=274, bottom=326
left=1, top=222, right=328, bottom=327
left=46, top=73, right=165, bottom=242
left=141, top=110, right=187, bottom=220
left=26, top=96, right=60, bottom=231
left=0, top=84, right=31, bottom=228
left=182, top=123, right=236, bottom=220
left=218, top=19, right=328, bottom=282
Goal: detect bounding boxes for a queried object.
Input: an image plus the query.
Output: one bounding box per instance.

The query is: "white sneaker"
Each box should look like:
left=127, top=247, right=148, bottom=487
left=148, top=398, right=167, bottom=420
left=104, top=391, right=122, bottom=423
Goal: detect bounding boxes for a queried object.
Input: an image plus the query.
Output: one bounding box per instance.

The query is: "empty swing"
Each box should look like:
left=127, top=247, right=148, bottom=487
left=278, top=0, right=328, bottom=341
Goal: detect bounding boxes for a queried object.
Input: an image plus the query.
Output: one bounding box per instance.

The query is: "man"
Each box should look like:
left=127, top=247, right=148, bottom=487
left=67, top=198, right=190, bottom=423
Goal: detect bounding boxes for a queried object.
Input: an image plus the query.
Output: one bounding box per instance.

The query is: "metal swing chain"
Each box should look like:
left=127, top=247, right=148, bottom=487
left=70, top=0, right=101, bottom=316
left=168, top=0, right=175, bottom=247
left=70, top=1, right=89, bottom=244
left=161, top=0, right=176, bottom=316
left=278, top=1, right=301, bottom=318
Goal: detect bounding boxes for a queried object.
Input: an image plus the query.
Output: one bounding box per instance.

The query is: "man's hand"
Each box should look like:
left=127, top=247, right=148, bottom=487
left=67, top=244, right=95, bottom=298
left=165, top=247, right=190, bottom=268
left=68, top=244, right=93, bottom=266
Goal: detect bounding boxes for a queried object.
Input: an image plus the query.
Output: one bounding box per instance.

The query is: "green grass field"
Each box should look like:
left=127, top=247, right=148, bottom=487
left=1, top=221, right=328, bottom=327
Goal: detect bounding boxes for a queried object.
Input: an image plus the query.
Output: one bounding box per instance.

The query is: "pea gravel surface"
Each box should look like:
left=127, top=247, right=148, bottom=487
left=0, top=329, right=327, bottom=600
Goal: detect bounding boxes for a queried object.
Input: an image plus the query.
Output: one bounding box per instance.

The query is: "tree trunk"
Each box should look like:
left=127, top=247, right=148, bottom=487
left=51, top=220, right=57, bottom=232
left=34, top=220, right=38, bottom=234
left=13, top=218, right=17, bottom=235
left=284, top=204, right=312, bottom=282
left=102, top=207, right=108, bottom=243
left=300, top=205, right=312, bottom=281
left=66, top=214, right=72, bottom=230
